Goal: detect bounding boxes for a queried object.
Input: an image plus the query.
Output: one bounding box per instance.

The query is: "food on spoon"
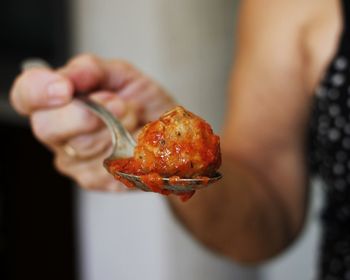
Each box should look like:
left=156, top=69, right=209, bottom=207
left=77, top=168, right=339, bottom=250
left=105, top=106, right=221, bottom=201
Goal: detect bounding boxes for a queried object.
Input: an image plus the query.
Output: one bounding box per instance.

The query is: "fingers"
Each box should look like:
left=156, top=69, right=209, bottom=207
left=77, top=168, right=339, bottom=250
left=30, top=94, right=138, bottom=149
left=57, top=54, right=141, bottom=94
left=54, top=149, right=129, bottom=192
left=105, top=59, right=176, bottom=123
left=54, top=151, right=112, bottom=190
left=104, top=59, right=141, bottom=90
left=116, top=75, right=176, bottom=123
left=30, top=100, right=102, bottom=145
left=63, top=128, right=111, bottom=159
left=10, top=53, right=175, bottom=125
left=10, top=54, right=113, bottom=116
left=10, top=68, right=74, bottom=115
left=90, top=92, right=139, bottom=131
left=58, top=54, right=106, bottom=92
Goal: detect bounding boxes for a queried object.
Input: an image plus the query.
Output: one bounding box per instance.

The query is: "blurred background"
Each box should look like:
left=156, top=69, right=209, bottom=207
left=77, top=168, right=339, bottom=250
left=0, top=0, right=323, bottom=279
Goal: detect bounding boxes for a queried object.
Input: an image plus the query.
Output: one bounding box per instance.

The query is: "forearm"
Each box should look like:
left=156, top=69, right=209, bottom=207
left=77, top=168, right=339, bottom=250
left=167, top=151, right=307, bottom=264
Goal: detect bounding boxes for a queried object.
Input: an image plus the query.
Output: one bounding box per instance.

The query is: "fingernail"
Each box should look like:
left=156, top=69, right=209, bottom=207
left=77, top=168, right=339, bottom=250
left=47, top=80, right=71, bottom=105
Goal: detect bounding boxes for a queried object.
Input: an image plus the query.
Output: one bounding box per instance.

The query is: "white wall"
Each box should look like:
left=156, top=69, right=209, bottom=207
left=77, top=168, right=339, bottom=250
left=72, top=0, right=258, bottom=279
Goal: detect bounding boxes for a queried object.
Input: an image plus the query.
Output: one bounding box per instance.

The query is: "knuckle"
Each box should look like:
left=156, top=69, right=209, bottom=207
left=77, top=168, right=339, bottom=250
left=106, top=181, right=127, bottom=192
left=79, top=109, right=101, bottom=132
left=119, top=59, right=133, bottom=69
left=30, top=114, right=51, bottom=143
left=20, top=68, right=46, bottom=81
left=69, top=53, right=100, bottom=68
left=122, top=114, right=138, bottom=132
left=76, top=172, right=99, bottom=190
left=30, top=113, right=60, bottom=144
left=9, top=70, right=42, bottom=114
left=10, top=68, right=64, bottom=115
left=66, top=54, right=104, bottom=90
left=69, top=130, right=111, bottom=159
left=9, top=76, right=25, bottom=114
left=111, top=59, right=137, bottom=73
left=53, top=156, right=69, bottom=175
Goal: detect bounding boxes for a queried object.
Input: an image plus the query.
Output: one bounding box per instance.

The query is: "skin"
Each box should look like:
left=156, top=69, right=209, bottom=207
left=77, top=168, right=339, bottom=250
left=10, top=0, right=342, bottom=264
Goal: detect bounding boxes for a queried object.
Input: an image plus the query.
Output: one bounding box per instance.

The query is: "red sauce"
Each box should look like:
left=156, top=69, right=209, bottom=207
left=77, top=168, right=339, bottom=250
left=105, top=158, right=197, bottom=199
left=103, top=106, right=221, bottom=201
left=114, top=174, right=136, bottom=189
left=105, top=158, right=143, bottom=176
left=169, top=176, right=188, bottom=186
left=179, top=191, right=195, bottom=202
left=140, top=173, right=171, bottom=195
left=104, top=158, right=136, bottom=189
left=194, top=176, right=210, bottom=185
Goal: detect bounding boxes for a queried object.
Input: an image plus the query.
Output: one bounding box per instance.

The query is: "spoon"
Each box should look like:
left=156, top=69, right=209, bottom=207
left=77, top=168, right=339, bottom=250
left=79, top=96, right=222, bottom=193
left=21, top=59, right=222, bottom=193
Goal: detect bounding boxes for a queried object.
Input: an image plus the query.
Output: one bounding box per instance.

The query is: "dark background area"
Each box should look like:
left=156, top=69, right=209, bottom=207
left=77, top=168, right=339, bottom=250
left=0, top=123, right=77, bottom=280
left=0, top=0, right=70, bottom=92
left=0, top=0, right=77, bottom=279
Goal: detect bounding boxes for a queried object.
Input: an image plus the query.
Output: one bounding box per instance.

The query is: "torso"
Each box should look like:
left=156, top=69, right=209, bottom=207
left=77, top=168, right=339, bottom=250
left=306, top=0, right=350, bottom=278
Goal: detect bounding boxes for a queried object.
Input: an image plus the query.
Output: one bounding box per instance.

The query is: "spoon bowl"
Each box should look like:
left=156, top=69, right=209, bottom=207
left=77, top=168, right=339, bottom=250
left=115, top=171, right=222, bottom=193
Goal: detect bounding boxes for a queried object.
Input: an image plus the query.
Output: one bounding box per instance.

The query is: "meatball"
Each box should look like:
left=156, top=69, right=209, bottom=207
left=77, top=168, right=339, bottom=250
left=133, top=106, right=221, bottom=178
left=105, top=106, right=221, bottom=200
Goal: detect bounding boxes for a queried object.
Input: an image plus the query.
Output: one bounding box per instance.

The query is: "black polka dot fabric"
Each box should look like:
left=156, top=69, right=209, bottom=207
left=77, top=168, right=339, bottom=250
left=309, top=2, right=350, bottom=278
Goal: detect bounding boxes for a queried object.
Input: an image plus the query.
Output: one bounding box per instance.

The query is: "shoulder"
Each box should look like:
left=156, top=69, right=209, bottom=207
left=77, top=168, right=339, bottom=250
left=237, top=0, right=332, bottom=31
left=235, top=0, right=309, bottom=72
left=235, top=0, right=342, bottom=93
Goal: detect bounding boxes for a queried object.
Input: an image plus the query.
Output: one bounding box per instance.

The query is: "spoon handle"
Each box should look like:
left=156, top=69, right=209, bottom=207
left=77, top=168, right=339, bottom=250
left=76, top=94, right=136, bottom=158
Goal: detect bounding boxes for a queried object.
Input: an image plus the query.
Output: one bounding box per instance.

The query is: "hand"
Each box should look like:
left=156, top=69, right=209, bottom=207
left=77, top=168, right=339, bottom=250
left=10, top=54, right=176, bottom=191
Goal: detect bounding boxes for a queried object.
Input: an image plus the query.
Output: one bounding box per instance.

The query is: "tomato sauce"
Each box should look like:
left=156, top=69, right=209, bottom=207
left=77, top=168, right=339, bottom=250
left=103, top=106, right=221, bottom=201
left=178, top=191, right=195, bottom=202
left=105, top=158, right=199, bottom=199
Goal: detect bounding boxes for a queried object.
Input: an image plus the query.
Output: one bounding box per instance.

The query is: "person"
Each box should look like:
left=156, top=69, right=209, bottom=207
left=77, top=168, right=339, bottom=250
left=9, top=0, right=350, bottom=278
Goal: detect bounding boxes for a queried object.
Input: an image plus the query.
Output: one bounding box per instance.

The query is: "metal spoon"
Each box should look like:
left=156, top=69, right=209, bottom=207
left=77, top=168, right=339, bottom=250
left=21, top=59, right=222, bottom=193
left=79, top=96, right=222, bottom=193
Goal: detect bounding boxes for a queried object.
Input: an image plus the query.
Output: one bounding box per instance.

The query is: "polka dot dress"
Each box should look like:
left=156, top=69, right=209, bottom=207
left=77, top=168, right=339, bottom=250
left=309, top=2, right=350, bottom=278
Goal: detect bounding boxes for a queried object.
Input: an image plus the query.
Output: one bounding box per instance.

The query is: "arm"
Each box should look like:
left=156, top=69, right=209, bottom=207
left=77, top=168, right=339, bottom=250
left=168, top=0, right=314, bottom=264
